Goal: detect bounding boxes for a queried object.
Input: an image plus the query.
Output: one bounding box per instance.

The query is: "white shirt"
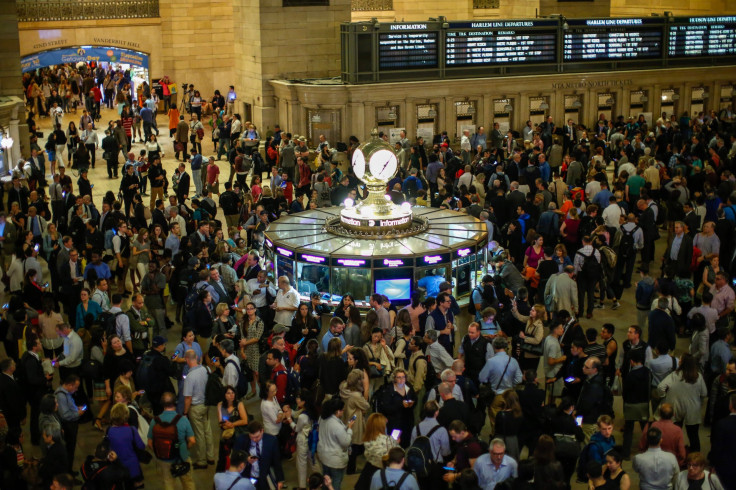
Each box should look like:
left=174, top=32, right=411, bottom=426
left=602, top=203, right=623, bottom=229
left=460, top=134, right=471, bottom=151
left=246, top=278, right=276, bottom=308
left=274, top=286, right=300, bottom=326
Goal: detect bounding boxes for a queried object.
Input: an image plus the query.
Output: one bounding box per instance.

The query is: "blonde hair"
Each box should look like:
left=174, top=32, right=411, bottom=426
left=110, top=403, right=130, bottom=426
left=215, top=302, right=229, bottom=316
left=114, top=384, right=133, bottom=404
left=363, top=413, right=388, bottom=442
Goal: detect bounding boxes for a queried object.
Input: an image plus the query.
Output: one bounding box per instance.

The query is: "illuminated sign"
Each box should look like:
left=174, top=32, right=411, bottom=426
left=380, top=216, right=411, bottom=227
left=333, top=258, right=367, bottom=267
left=265, top=239, right=273, bottom=248
left=276, top=247, right=293, bottom=257
left=424, top=255, right=443, bottom=265
left=300, top=254, right=327, bottom=264
left=455, top=248, right=472, bottom=258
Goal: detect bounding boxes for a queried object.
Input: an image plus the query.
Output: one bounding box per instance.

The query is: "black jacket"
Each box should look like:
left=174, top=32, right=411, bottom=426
left=576, top=373, right=612, bottom=424
left=20, top=351, right=47, bottom=398
left=39, top=441, right=68, bottom=488
left=0, top=373, right=26, bottom=427
left=622, top=365, right=650, bottom=405
left=234, top=432, right=284, bottom=490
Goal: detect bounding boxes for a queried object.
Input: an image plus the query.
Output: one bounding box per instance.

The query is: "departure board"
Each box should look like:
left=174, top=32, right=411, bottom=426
left=668, top=16, right=736, bottom=57
left=378, top=25, right=438, bottom=71
left=445, top=20, right=557, bottom=66
left=563, top=18, right=664, bottom=61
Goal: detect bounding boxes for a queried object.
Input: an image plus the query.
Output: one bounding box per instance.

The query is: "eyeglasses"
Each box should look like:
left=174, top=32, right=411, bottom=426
left=394, top=375, right=406, bottom=380
left=687, top=463, right=703, bottom=468
left=491, top=451, right=505, bottom=457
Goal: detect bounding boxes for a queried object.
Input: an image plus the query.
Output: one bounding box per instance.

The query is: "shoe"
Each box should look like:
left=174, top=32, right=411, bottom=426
left=207, top=460, right=215, bottom=465
left=193, top=463, right=208, bottom=470
left=612, top=301, right=621, bottom=310
left=586, top=313, right=593, bottom=319
left=246, top=392, right=256, bottom=400
left=594, top=303, right=604, bottom=309
left=93, top=418, right=104, bottom=432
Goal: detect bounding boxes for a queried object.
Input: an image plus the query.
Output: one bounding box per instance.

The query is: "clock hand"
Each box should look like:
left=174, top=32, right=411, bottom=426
left=380, top=158, right=392, bottom=175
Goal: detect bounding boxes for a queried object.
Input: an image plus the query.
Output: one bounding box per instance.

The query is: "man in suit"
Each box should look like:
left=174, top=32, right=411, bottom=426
left=0, top=212, right=17, bottom=269
left=239, top=251, right=262, bottom=281
left=682, top=202, right=700, bottom=237
left=0, top=357, right=26, bottom=430
left=234, top=420, right=285, bottom=490
left=663, top=221, right=693, bottom=278
left=151, top=199, right=170, bottom=234
left=539, top=115, right=555, bottom=150
left=637, top=199, right=658, bottom=270
left=21, top=334, right=52, bottom=445
left=563, top=118, right=578, bottom=156
left=28, top=148, right=47, bottom=189
left=490, top=122, right=504, bottom=151
left=176, top=163, right=191, bottom=207
left=59, top=248, right=84, bottom=328
left=710, top=393, right=736, bottom=487
left=208, top=268, right=232, bottom=305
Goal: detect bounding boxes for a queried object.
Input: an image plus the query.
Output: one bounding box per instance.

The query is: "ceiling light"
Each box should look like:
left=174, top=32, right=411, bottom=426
left=311, top=114, right=321, bottom=123
left=539, top=101, right=549, bottom=110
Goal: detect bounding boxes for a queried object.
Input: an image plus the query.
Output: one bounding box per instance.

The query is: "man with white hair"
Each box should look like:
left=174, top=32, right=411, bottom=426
left=460, top=129, right=472, bottom=164
left=427, top=368, right=465, bottom=407
left=273, top=275, right=299, bottom=326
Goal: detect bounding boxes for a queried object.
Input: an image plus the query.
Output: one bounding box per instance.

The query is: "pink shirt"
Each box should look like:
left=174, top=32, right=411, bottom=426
left=709, top=284, right=735, bottom=315
left=206, top=163, right=220, bottom=185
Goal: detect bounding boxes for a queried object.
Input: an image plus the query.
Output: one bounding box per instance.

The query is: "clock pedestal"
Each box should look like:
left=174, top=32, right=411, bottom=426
left=339, top=180, right=414, bottom=234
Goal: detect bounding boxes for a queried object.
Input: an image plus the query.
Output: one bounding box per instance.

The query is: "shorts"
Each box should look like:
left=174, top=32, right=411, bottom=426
left=208, top=183, right=219, bottom=194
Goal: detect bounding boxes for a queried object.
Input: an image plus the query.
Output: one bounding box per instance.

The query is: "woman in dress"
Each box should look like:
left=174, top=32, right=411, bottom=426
left=216, top=385, right=249, bottom=471
left=240, top=302, right=264, bottom=398
left=231, top=279, right=250, bottom=324
left=98, top=335, right=135, bottom=431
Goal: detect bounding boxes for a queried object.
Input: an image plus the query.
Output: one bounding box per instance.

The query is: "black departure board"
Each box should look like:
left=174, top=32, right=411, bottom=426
left=668, top=16, right=736, bottom=57
left=563, top=18, right=663, bottom=62
left=445, top=20, right=557, bottom=66
left=378, top=26, right=438, bottom=71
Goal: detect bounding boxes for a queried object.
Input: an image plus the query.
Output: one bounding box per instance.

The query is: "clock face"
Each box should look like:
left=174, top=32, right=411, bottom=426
left=352, top=148, right=366, bottom=180
left=368, top=149, right=398, bottom=181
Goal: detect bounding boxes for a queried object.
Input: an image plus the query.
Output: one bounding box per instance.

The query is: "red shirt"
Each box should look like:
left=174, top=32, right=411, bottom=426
left=270, top=362, right=288, bottom=404
left=206, top=163, right=219, bottom=185
left=122, top=117, right=133, bottom=137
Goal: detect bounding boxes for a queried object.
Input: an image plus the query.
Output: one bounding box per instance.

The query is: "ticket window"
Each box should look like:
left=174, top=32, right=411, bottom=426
left=451, top=255, right=476, bottom=298
left=415, top=266, right=449, bottom=299
left=455, top=100, right=476, bottom=144
left=690, top=87, right=707, bottom=118
left=493, top=99, right=513, bottom=137
left=528, top=97, right=548, bottom=128
left=296, top=262, right=330, bottom=302
left=332, top=266, right=372, bottom=306
left=661, top=89, right=677, bottom=122
left=597, top=93, right=615, bottom=126
left=564, top=95, right=582, bottom=126
left=416, top=104, right=439, bottom=144
left=719, top=85, right=734, bottom=112
left=307, top=108, right=341, bottom=149
left=376, top=105, right=399, bottom=137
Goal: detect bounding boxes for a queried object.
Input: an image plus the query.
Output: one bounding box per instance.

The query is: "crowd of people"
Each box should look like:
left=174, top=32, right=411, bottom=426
left=0, top=61, right=736, bottom=490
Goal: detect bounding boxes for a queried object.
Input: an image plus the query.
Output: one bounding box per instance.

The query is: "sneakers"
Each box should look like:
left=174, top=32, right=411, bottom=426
left=612, top=301, right=621, bottom=310
left=594, top=303, right=605, bottom=309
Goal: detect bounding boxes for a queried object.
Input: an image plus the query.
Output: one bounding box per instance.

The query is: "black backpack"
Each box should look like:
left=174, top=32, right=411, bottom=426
left=618, top=226, right=639, bottom=260
left=404, top=177, right=419, bottom=198
left=576, top=250, right=602, bottom=282
left=412, top=355, right=436, bottom=395
left=100, top=311, right=124, bottom=337
left=225, top=359, right=250, bottom=399
left=379, top=468, right=411, bottom=489
left=406, top=424, right=441, bottom=478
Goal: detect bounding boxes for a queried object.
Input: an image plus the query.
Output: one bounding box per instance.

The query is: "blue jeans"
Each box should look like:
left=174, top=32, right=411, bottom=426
left=322, top=464, right=345, bottom=490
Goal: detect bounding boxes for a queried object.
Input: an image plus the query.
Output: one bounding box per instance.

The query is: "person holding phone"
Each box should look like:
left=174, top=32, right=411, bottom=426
left=381, top=368, right=417, bottom=450
left=340, top=370, right=370, bottom=474
left=317, top=397, right=355, bottom=490
left=214, top=449, right=256, bottom=490
left=55, top=374, right=86, bottom=473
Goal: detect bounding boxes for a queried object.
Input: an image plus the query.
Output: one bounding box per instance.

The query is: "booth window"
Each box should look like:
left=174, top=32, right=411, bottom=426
left=454, top=100, right=476, bottom=144
left=296, top=262, right=330, bottom=301
left=333, top=267, right=372, bottom=305
left=306, top=108, right=341, bottom=149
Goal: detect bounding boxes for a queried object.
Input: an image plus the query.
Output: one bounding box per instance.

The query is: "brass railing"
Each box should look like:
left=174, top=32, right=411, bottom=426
left=17, top=0, right=159, bottom=22
left=351, top=0, right=393, bottom=11
left=473, top=0, right=500, bottom=8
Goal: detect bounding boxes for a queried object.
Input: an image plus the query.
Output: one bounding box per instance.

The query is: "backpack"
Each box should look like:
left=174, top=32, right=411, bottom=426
left=576, top=250, right=602, bottom=282
left=467, top=286, right=483, bottom=315
left=135, top=350, right=157, bottom=393
left=225, top=359, right=250, bottom=399
left=379, top=468, right=411, bottom=490
left=618, top=226, right=638, bottom=261
left=103, top=229, right=115, bottom=251
left=599, top=246, right=617, bottom=270
left=184, top=285, right=207, bottom=312
left=151, top=414, right=182, bottom=460
left=275, top=369, right=300, bottom=405
left=576, top=438, right=613, bottom=481
left=307, top=419, right=319, bottom=464
left=652, top=202, right=666, bottom=226
left=404, top=177, right=419, bottom=198
left=100, top=311, right=124, bottom=337
left=370, top=382, right=391, bottom=414
left=411, top=354, right=436, bottom=395
left=406, top=424, right=441, bottom=478
left=204, top=369, right=225, bottom=406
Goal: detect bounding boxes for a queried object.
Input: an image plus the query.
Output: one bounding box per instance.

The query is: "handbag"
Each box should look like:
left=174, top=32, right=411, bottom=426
left=519, top=324, right=544, bottom=356
left=175, top=142, right=184, bottom=152
left=367, top=345, right=385, bottom=378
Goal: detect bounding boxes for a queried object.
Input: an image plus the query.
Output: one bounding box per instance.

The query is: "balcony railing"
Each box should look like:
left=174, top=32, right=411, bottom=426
left=351, top=0, right=393, bottom=11
left=17, top=0, right=159, bottom=22
left=473, top=0, right=499, bottom=8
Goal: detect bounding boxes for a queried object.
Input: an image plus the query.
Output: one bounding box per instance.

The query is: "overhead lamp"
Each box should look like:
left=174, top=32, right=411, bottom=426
left=571, top=99, right=582, bottom=108
left=640, top=95, right=648, bottom=103
left=467, top=104, right=476, bottom=114
left=503, top=103, right=513, bottom=112
left=387, top=108, right=397, bottom=120
left=672, top=93, right=680, bottom=101
left=311, top=113, right=322, bottom=123
left=539, top=101, right=549, bottom=110
left=701, top=91, right=710, bottom=99
left=428, top=108, right=437, bottom=118
left=661, top=94, right=668, bottom=101
left=605, top=97, right=615, bottom=105
left=0, top=135, right=13, bottom=150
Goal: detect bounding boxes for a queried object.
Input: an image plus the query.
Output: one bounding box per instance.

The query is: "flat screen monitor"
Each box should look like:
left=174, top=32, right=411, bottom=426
left=375, top=278, right=411, bottom=301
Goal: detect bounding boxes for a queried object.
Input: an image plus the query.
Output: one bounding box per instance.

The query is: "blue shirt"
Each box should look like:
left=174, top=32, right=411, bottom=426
left=147, top=409, right=195, bottom=462
left=214, top=471, right=256, bottom=490
left=474, top=453, right=518, bottom=490
left=593, top=189, right=613, bottom=210
left=410, top=418, right=451, bottom=463
left=165, top=234, right=180, bottom=257
left=320, top=329, right=346, bottom=353
left=84, top=262, right=112, bottom=280
left=417, top=275, right=444, bottom=298
left=370, top=468, right=420, bottom=490
left=190, top=153, right=203, bottom=171
left=140, top=107, right=153, bottom=123
left=670, top=233, right=684, bottom=260
left=478, top=352, right=522, bottom=391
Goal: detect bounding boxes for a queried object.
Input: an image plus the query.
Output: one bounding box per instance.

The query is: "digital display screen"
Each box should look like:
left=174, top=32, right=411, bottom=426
left=379, top=27, right=438, bottom=71
left=563, top=18, right=663, bottom=62
left=668, top=16, right=736, bottom=58
left=446, top=21, right=557, bottom=66
left=376, top=278, right=411, bottom=301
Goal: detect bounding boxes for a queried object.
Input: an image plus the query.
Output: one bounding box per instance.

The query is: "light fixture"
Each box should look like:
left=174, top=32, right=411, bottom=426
left=384, top=194, right=392, bottom=201
left=343, top=198, right=354, bottom=209
left=467, top=104, right=476, bottom=114
left=387, top=108, right=397, bottom=120
left=539, top=101, right=549, bottom=110
left=311, top=113, right=322, bottom=123
left=661, top=94, right=668, bottom=102
left=606, top=97, right=615, bottom=105
left=504, top=103, right=513, bottom=112
left=0, top=135, right=13, bottom=150
left=672, top=93, right=680, bottom=101
left=702, top=91, right=710, bottom=99
left=428, top=108, right=437, bottom=118
left=571, top=99, right=582, bottom=109
left=640, top=94, right=648, bottom=103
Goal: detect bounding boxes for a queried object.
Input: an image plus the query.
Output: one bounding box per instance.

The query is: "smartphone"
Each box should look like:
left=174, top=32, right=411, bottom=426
left=136, top=356, right=142, bottom=362
left=296, top=337, right=305, bottom=345
left=212, top=357, right=218, bottom=363
left=206, top=264, right=211, bottom=269
left=90, top=184, right=94, bottom=189
left=222, top=414, right=230, bottom=421
left=81, top=405, right=88, bottom=411
left=565, top=376, right=575, bottom=383
left=51, top=360, right=57, bottom=366
left=171, top=352, right=179, bottom=360
left=349, top=414, right=357, bottom=423
left=42, top=282, right=49, bottom=288
left=390, top=429, right=401, bottom=441
left=139, top=390, right=145, bottom=394
left=250, top=478, right=257, bottom=485
left=575, top=415, right=583, bottom=426
left=443, top=466, right=455, bottom=471
left=34, top=243, right=40, bottom=252
left=2, top=303, right=8, bottom=309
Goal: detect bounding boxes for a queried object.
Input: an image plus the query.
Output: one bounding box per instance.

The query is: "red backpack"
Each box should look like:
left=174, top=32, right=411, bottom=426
left=151, top=414, right=182, bottom=460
